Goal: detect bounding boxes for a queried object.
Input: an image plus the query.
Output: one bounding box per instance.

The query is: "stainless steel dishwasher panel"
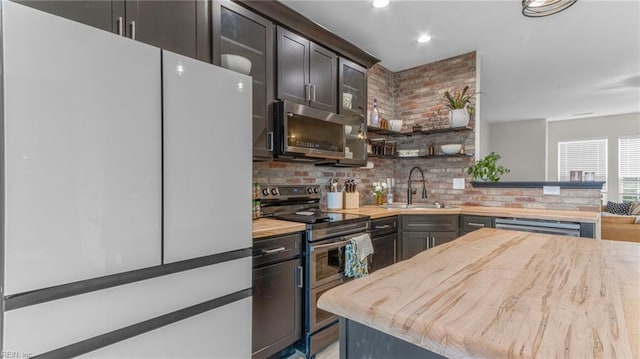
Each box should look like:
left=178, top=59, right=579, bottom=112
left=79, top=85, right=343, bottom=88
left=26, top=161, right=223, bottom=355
left=495, top=218, right=581, bottom=237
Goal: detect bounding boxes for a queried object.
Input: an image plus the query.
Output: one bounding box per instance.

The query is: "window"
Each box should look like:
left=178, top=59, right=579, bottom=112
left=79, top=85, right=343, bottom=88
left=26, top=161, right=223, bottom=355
left=558, top=138, right=607, bottom=192
left=619, top=135, right=640, bottom=202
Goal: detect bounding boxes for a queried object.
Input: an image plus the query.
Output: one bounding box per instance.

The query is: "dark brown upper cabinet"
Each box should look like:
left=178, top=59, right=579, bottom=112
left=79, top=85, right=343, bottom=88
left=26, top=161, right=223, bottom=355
left=277, top=26, right=337, bottom=113
left=14, top=0, right=113, bottom=31
left=124, top=1, right=210, bottom=63
left=14, top=0, right=210, bottom=63
left=212, top=1, right=274, bottom=160
left=338, top=58, right=367, bottom=117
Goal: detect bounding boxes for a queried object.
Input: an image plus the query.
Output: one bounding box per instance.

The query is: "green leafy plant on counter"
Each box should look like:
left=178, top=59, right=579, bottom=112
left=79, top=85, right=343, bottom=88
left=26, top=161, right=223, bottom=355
left=443, top=85, right=475, bottom=116
left=467, top=152, right=511, bottom=182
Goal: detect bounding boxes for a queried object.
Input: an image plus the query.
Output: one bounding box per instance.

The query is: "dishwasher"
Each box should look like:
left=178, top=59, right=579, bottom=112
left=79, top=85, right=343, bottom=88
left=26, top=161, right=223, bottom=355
left=252, top=233, right=303, bottom=359
left=495, top=217, right=581, bottom=237
left=369, top=216, right=398, bottom=272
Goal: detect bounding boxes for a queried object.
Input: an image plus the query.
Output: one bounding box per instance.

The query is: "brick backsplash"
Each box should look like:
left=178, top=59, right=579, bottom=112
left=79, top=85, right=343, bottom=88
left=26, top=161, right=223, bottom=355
left=255, top=51, right=601, bottom=212
left=253, top=158, right=395, bottom=208
left=367, top=64, right=394, bottom=124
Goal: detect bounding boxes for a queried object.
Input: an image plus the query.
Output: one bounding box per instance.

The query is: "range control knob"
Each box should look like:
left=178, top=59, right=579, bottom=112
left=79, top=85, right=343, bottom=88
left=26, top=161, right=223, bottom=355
left=313, top=187, right=320, bottom=194
left=270, top=187, right=279, bottom=196
left=261, top=188, right=270, bottom=196
left=307, top=187, right=314, bottom=194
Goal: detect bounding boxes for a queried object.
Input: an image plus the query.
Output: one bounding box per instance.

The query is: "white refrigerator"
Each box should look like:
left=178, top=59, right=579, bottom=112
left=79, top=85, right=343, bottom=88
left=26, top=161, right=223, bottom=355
left=1, top=1, right=252, bottom=357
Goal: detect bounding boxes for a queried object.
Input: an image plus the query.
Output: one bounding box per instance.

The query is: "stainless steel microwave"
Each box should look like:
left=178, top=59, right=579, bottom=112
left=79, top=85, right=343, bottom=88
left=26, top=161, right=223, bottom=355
left=273, top=101, right=346, bottom=161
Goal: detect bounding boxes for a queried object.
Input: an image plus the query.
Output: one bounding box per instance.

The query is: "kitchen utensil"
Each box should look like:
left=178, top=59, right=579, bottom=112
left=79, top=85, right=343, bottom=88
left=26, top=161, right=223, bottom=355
left=329, top=177, right=338, bottom=192
left=441, top=144, right=462, bottom=155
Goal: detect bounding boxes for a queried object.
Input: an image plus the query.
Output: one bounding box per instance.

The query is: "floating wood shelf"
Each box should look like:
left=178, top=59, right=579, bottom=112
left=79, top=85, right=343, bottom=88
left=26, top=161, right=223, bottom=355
left=367, top=125, right=473, bottom=137
left=470, top=181, right=606, bottom=189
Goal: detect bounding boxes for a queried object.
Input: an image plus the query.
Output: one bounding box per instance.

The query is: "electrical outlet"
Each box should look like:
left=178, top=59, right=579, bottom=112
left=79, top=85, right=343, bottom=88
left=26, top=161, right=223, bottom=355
left=453, top=178, right=465, bottom=190
left=543, top=186, right=561, bottom=195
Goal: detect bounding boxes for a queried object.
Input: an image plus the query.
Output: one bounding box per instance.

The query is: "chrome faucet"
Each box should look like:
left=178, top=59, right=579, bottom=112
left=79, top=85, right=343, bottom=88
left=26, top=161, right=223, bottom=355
left=407, top=166, right=427, bottom=205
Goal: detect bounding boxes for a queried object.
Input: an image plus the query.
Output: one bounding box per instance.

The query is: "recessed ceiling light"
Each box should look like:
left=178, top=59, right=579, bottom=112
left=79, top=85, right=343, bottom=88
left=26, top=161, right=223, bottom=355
left=372, top=0, right=389, bottom=8
left=417, top=34, right=431, bottom=43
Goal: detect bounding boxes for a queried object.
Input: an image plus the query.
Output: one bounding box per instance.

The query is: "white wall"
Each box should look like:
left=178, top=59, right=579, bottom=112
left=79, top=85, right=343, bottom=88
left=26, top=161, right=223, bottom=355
left=475, top=52, right=484, bottom=160
left=487, top=119, right=547, bottom=180
left=548, top=112, right=640, bottom=202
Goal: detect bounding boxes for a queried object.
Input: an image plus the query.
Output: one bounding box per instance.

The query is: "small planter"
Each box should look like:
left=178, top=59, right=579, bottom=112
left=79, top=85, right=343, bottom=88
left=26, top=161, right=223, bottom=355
left=375, top=194, right=385, bottom=205
left=449, top=108, right=469, bottom=128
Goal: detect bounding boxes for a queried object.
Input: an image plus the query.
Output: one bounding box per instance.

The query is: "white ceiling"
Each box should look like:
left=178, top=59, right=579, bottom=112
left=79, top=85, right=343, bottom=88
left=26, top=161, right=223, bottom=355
left=281, top=0, right=640, bottom=124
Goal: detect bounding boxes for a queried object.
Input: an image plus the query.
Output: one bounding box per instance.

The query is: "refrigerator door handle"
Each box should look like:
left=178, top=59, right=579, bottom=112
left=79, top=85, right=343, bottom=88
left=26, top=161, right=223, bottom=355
left=117, top=17, right=123, bottom=36
left=130, top=21, right=136, bottom=40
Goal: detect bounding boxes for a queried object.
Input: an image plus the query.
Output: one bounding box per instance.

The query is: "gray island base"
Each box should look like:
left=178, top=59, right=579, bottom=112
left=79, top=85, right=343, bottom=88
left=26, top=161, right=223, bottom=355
left=339, top=318, right=446, bottom=359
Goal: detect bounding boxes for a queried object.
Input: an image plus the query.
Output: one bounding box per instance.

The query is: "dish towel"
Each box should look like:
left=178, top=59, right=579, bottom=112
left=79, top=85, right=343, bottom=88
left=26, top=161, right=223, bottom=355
left=344, top=233, right=374, bottom=278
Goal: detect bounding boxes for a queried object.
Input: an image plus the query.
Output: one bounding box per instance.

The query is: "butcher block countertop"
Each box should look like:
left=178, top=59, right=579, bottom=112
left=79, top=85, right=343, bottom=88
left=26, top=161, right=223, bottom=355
left=318, top=228, right=639, bottom=358
left=252, top=218, right=305, bottom=239
left=332, top=205, right=600, bottom=223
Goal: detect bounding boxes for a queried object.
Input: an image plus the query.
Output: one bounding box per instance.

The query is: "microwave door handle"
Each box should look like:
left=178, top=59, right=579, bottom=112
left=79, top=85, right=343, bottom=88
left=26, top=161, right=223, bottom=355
left=311, top=239, right=352, bottom=251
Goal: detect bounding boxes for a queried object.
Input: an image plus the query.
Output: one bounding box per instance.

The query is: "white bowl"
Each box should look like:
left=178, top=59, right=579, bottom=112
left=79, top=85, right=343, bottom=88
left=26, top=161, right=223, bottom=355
left=441, top=144, right=462, bottom=155
left=221, top=54, right=252, bottom=75
left=389, top=119, right=403, bottom=132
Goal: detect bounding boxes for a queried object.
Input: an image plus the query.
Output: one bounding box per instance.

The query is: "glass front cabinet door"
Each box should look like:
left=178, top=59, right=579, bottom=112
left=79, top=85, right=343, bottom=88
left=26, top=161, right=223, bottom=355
left=338, top=57, right=367, bottom=166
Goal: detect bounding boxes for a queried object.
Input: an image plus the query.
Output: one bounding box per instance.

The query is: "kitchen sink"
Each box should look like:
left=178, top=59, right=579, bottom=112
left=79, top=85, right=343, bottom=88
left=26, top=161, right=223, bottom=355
left=381, top=203, right=455, bottom=209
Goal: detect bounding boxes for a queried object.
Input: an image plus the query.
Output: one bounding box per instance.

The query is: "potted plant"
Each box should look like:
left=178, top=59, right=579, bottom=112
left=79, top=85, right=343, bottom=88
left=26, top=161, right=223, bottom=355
left=467, top=152, right=510, bottom=182
left=372, top=180, right=387, bottom=205
left=443, top=85, right=475, bottom=128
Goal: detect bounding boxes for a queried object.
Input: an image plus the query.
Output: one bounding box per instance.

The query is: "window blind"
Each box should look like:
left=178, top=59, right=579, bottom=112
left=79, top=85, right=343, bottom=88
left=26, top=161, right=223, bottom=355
left=558, top=139, right=607, bottom=188
left=619, top=135, right=640, bottom=202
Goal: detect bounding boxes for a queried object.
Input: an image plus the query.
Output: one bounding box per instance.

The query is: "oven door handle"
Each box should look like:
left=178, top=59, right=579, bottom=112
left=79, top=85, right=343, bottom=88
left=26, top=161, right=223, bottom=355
left=311, top=238, right=352, bottom=251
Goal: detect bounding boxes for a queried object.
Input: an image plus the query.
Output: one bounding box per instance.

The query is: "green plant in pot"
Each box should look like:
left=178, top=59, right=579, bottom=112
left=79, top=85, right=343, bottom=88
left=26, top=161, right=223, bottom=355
left=467, top=152, right=511, bottom=182
left=443, top=86, right=475, bottom=128
left=443, top=86, right=475, bottom=113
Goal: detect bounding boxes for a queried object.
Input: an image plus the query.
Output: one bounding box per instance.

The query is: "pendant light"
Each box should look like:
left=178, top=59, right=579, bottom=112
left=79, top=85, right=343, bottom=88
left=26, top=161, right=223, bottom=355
left=522, top=0, right=578, bottom=17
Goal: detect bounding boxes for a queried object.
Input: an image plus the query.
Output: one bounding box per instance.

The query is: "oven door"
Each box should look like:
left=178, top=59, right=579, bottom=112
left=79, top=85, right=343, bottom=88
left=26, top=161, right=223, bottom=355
left=275, top=101, right=346, bottom=160
left=308, top=237, right=351, bottom=288
left=308, top=278, right=346, bottom=334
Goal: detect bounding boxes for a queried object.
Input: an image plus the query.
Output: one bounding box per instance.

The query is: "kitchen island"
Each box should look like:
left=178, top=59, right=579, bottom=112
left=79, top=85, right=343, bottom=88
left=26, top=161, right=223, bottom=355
left=318, top=228, right=639, bottom=358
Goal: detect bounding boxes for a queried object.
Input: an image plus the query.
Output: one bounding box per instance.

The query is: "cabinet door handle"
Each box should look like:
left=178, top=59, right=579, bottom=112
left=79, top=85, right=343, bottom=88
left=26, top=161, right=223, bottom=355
left=130, top=20, right=136, bottom=40
left=374, top=225, right=390, bottom=229
left=467, top=222, right=485, bottom=227
left=305, top=84, right=311, bottom=101
left=297, top=265, right=304, bottom=288
left=311, top=84, right=317, bottom=102
left=267, top=131, right=274, bottom=152
left=262, top=247, right=286, bottom=254
left=117, top=17, right=123, bottom=36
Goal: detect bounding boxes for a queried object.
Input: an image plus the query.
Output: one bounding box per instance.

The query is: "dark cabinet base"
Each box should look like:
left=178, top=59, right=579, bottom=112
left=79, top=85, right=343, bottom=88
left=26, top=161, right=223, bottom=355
left=339, top=318, right=445, bottom=359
